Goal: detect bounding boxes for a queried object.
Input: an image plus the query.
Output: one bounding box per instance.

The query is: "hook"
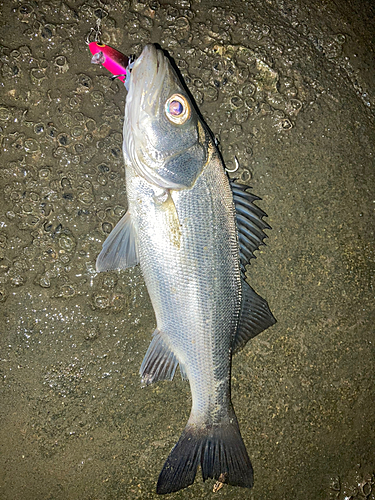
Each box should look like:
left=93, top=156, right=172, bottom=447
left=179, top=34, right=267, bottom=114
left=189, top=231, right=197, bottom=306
left=225, top=155, right=240, bottom=173
left=85, top=17, right=103, bottom=45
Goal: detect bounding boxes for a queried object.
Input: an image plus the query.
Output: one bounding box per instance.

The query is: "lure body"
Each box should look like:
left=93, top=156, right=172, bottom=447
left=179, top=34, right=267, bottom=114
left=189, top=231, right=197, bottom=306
left=89, top=42, right=129, bottom=82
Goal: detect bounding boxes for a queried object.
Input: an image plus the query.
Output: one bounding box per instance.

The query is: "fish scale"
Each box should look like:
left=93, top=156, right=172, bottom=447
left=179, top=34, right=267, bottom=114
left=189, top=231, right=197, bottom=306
left=128, top=154, right=238, bottom=397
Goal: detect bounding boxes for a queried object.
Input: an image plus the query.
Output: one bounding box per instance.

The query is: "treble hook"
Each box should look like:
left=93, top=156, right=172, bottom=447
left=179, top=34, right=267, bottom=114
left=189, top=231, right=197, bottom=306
left=85, top=18, right=103, bottom=45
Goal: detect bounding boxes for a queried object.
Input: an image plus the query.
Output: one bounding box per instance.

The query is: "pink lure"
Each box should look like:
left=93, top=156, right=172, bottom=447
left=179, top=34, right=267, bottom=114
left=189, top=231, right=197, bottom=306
left=89, top=42, right=129, bottom=82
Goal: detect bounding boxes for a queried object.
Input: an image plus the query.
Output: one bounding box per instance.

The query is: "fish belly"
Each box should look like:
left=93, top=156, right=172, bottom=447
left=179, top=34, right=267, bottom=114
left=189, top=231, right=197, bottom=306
left=126, top=151, right=240, bottom=418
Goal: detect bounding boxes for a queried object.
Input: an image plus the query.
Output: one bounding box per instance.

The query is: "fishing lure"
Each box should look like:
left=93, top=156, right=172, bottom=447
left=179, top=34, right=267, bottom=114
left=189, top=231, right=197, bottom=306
left=89, top=42, right=134, bottom=89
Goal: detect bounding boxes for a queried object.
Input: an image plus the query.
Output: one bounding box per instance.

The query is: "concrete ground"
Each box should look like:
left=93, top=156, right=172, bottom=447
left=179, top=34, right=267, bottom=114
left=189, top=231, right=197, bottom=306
left=0, top=1, right=374, bottom=499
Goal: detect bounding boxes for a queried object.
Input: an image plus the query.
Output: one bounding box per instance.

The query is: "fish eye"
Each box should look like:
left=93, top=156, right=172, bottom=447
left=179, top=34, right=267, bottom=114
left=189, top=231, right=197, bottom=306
left=165, top=94, right=190, bottom=124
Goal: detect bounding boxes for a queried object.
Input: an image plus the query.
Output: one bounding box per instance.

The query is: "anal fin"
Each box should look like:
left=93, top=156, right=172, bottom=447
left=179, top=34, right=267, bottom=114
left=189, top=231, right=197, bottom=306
left=179, top=363, right=188, bottom=381
left=140, top=329, right=179, bottom=385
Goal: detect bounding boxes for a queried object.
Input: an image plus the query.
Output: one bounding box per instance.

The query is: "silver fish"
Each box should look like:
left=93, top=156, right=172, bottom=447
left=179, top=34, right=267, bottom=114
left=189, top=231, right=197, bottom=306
left=96, top=44, right=276, bottom=494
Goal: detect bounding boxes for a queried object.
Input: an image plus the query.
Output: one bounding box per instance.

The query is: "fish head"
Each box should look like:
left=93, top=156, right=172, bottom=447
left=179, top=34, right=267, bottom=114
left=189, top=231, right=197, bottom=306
left=123, top=44, right=209, bottom=190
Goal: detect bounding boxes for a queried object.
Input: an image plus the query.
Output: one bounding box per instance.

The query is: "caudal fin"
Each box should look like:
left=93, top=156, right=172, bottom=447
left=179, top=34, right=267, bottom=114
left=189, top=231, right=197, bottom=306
left=156, top=413, right=253, bottom=494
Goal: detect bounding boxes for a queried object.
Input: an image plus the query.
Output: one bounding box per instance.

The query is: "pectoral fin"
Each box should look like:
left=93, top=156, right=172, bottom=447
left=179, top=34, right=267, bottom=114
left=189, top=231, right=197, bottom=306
left=96, top=211, right=139, bottom=272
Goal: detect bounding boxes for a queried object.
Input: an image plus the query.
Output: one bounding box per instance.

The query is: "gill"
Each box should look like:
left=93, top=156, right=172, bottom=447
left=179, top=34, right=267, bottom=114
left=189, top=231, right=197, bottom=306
left=152, top=121, right=215, bottom=251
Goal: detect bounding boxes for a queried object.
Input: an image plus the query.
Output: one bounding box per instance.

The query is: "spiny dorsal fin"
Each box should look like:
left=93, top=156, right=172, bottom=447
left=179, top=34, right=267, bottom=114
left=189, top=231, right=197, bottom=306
left=230, top=181, right=270, bottom=277
left=96, top=211, right=139, bottom=272
left=233, top=279, right=276, bottom=353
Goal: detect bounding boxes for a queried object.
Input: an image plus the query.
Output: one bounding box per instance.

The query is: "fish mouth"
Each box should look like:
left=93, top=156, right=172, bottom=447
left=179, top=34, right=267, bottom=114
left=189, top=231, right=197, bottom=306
left=128, top=44, right=167, bottom=115
left=124, top=44, right=172, bottom=187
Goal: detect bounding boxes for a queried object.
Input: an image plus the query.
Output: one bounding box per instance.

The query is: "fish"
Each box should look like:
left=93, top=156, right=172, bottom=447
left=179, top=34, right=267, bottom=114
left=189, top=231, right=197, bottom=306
left=96, top=43, right=276, bottom=494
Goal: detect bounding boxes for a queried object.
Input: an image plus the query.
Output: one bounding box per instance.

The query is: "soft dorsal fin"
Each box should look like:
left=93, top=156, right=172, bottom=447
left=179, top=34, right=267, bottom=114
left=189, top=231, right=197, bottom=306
left=96, top=211, right=139, bottom=272
left=233, top=279, right=276, bottom=353
left=231, top=181, right=270, bottom=277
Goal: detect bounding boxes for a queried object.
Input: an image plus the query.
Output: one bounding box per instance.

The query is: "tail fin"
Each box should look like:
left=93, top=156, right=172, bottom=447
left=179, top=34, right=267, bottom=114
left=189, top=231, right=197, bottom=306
left=156, top=412, right=253, bottom=494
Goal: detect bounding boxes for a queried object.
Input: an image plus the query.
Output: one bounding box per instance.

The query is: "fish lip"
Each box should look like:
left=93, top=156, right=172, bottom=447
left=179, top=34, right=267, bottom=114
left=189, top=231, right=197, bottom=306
left=124, top=44, right=169, bottom=187
left=128, top=44, right=165, bottom=113
left=131, top=44, right=157, bottom=75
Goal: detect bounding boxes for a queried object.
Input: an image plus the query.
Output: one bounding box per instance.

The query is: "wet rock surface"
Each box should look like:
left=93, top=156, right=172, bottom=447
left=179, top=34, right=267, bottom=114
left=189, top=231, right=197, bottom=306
left=0, top=1, right=374, bottom=499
